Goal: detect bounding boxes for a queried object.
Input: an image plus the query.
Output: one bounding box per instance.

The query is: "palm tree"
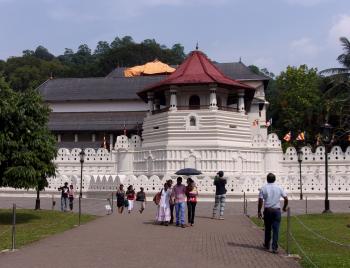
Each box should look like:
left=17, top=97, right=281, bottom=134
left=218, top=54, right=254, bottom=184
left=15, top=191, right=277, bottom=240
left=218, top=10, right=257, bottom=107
left=320, top=37, right=350, bottom=147
left=321, top=37, right=350, bottom=80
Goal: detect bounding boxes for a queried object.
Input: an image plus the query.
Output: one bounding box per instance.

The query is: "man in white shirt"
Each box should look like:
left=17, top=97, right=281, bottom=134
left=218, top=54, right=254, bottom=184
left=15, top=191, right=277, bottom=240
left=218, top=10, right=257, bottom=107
left=258, top=173, right=288, bottom=253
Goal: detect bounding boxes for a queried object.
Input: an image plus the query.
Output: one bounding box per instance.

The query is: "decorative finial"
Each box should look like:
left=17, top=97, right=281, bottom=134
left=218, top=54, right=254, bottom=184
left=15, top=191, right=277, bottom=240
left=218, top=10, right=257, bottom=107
left=196, top=42, right=199, bottom=50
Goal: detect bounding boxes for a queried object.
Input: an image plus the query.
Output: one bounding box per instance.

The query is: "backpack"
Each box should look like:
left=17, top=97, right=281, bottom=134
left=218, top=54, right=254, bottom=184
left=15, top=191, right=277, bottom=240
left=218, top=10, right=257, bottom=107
left=153, top=190, right=162, bottom=205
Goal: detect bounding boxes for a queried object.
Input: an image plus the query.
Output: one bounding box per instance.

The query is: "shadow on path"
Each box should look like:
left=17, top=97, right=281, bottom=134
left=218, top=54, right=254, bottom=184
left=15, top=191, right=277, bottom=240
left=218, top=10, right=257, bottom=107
left=227, top=241, right=266, bottom=252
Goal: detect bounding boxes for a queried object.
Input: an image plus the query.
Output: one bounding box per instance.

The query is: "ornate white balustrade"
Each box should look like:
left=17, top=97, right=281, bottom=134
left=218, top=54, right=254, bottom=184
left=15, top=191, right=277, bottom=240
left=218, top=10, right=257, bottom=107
left=43, top=134, right=350, bottom=195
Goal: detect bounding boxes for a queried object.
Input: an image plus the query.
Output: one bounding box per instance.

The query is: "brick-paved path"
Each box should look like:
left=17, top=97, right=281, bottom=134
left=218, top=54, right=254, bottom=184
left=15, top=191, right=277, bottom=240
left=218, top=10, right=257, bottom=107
left=0, top=200, right=300, bottom=268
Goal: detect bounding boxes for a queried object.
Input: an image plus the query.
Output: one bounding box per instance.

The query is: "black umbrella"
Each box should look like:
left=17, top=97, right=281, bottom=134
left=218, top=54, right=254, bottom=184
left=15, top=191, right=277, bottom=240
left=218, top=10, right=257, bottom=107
left=175, top=168, right=202, bottom=176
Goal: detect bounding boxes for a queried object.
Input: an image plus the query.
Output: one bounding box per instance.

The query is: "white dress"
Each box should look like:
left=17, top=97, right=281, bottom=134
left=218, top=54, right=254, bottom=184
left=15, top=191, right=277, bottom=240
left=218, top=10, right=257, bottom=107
left=157, top=189, right=171, bottom=222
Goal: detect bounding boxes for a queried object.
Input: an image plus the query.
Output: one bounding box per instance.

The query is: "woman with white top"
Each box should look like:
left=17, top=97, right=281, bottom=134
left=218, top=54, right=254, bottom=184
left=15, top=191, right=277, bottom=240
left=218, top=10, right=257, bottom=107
left=156, top=183, right=172, bottom=226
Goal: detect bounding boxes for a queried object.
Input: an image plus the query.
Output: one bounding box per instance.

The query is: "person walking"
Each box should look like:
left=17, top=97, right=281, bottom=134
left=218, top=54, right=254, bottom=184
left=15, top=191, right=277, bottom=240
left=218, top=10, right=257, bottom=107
left=156, top=183, right=172, bottom=225
left=126, top=185, right=136, bottom=214
left=68, top=184, right=75, bottom=211
left=116, top=184, right=126, bottom=214
left=171, top=177, right=187, bottom=228
left=136, top=187, right=146, bottom=213
left=186, top=178, right=198, bottom=226
left=58, top=182, right=69, bottom=212
left=166, top=179, right=175, bottom=224
left=258, top=173, right=288, bottom=254
left=212, top=171, right=227, bottom=220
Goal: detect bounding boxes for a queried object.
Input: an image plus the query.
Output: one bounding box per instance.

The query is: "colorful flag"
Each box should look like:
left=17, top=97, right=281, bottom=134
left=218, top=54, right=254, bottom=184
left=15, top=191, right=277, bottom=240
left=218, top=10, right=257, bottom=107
left=283, top=131, right=291, bottom=142
left=266, top=118, right=272, bottom=127
left=316, top=134, right=321, bottom=146
left=296, top=132, right=305, bottom=141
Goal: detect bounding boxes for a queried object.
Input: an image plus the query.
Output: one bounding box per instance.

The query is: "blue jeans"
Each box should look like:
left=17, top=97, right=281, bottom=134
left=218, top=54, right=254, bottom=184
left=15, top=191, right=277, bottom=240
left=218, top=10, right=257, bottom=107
left=264, top=208, right=281, bottom=250
left=175, top=202, right=185, bottom=225
left=213, top=194, right=226, bottom=217
left=61, top=197, right=68, bottom=211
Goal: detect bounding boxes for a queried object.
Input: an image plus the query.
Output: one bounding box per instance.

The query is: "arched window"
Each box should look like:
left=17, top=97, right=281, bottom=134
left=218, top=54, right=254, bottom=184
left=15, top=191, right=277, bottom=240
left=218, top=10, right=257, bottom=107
left=190, top=116, right=196, bottom=126
left=189, top=95, right=200, bottom=109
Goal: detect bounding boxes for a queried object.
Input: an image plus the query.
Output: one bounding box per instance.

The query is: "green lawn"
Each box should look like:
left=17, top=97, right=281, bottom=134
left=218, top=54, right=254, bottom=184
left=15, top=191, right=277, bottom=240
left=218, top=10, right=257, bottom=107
left=251, top=213, right=350, bottom=268
left=0, top=209, right=96, bottom=251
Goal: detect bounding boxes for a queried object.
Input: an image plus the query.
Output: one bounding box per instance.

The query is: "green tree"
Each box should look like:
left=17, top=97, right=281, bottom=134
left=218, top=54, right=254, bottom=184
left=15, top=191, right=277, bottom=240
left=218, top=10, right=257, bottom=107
left=271, top=65, right=322, bottom=147
left=320, top=37, right=350, bottom=148
left=94, top=41, right=110, bottom=55
left=0, top=78, right=57, bottom=208
left=321, top=37, right=350, bottom=80
left=34, top=46, right=55, bottom=61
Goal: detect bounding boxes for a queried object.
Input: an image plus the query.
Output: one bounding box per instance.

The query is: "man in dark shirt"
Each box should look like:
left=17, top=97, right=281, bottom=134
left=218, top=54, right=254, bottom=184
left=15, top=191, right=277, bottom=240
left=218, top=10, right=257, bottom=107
left=212, top=171, right=227, bottom=220
left=58, top=182, right=69, bottom=212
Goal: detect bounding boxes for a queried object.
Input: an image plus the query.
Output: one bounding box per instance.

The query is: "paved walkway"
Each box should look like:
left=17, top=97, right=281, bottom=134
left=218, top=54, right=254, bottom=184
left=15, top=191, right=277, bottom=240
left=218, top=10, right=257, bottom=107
left=0, top=202, right=300, bottom=268
left=1, top=195, right=349, bottom=216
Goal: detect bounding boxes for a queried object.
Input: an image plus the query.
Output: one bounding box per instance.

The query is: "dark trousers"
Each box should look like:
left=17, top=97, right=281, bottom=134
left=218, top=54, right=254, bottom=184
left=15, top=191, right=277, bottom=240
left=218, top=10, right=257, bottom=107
left=170, top=204, right=174, bottom=223
left=187, top=201, right=197, bottom=224
left=263, top=208, right=281, bottom=250
left=69, top=196, right=74, bottom=211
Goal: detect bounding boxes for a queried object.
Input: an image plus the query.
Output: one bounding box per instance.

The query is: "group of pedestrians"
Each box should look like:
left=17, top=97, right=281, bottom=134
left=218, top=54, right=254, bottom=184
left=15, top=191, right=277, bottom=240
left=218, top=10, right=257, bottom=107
left=155, top=176, right=199, bottom=227
left=58, top=182, right=75, bottom=212
left=115, top=184, right=146, bottom=214
left=58, top=170, right=288, bottom=254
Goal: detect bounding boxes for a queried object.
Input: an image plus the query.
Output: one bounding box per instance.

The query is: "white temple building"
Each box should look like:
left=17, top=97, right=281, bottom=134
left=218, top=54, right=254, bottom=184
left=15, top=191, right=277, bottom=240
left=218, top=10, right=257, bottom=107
left=36, top=50, right=350, bottom=196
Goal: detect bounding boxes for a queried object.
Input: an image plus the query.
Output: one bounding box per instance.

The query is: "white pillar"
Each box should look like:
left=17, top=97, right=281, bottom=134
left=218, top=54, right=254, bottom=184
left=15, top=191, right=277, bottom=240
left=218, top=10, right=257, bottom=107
left=92, top=133, right=96, bottom=142
left=169, top=88, right=177, bottom=111
left=57, top=134, right=61, bottom=143
left=238, top=90, right=245, bottom=113
left=209, top=84, right=218, bottom=110
left=147, top=92, right=154, bottom=115
left=74, top=134, right=78, bottom=142
left=109, top=134, right=113, bottom=151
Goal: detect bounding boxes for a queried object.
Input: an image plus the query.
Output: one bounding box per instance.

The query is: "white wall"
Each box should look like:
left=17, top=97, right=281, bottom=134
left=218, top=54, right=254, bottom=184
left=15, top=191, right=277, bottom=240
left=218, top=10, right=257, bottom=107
left=47, top=134, right=350, bottom=195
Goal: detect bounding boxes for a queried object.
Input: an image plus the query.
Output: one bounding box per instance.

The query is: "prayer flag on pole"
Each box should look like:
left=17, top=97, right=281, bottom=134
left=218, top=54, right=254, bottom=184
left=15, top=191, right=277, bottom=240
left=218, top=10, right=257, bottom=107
left=296, top=132, right=305, bottom=141
left=316, top=133, right=321, bottom=146
left=283, top=131, right=291, bottom=142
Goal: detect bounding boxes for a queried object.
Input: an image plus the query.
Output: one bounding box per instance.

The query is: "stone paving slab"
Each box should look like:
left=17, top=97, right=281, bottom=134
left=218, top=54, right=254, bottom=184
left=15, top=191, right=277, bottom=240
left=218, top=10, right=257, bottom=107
left=0, top=201, right=300, bottom=268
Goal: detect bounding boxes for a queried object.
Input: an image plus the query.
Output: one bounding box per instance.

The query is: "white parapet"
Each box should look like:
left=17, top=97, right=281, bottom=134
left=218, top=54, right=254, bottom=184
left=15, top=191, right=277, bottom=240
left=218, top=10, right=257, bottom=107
left=41, top=134, right=350, bottom=195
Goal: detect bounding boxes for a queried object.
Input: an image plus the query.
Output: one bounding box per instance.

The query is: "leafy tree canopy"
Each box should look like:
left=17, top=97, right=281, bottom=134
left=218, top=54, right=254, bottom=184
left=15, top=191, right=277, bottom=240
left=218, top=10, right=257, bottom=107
left=1, top=36, right=187, bottom=90
left=0, top=76, right=57, bottom=189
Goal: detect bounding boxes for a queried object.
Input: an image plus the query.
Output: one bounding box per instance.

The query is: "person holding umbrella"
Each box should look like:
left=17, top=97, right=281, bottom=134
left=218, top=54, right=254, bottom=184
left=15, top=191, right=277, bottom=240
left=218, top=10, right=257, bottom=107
left=212, top=171, right=227, bottom=220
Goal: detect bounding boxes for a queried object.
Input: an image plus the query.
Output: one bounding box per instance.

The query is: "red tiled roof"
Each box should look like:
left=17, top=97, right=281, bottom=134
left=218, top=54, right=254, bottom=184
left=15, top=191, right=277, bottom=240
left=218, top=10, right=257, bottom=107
left=140, top=50, right=253, bottom=93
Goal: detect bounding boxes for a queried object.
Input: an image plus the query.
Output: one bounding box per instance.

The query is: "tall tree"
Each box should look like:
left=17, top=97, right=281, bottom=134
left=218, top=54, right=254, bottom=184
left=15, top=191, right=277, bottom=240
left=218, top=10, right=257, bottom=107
left=270, top=65, right=322, bottom=147
left=320, top=37, right=350, bottom=147
left=321, top=37, right=350, bottom=80
left=0, top=78, right=57, bottom=208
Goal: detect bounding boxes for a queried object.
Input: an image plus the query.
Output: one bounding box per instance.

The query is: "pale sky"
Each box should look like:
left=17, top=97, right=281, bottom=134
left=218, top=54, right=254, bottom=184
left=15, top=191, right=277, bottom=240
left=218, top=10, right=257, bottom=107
left=1, top=0, right=350, bottom=74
